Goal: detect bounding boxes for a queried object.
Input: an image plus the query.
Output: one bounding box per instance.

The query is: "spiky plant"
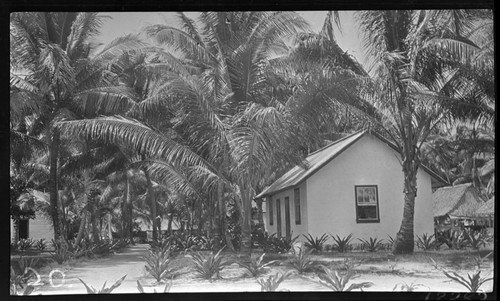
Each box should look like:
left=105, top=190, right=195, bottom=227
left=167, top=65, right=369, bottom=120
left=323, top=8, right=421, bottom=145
left=358, top=237, right=384, bottom=252
left=236, top=253, right=279, bottom=277
left=286, top=245, right=315, bottom=274
left=303, top=233, right=329, bottom=254
left=331, top=233, right=354, bottom=253
left=256, top=271, right=294, bottom=292
left=189, top=248, right=230, bottom=280
left=78, top=275, right=127, bottom=294
left=416, top=233, right=437, bottom=251
left=317, top=265, right=373, bottom=291
left=443, top=270, right=493, bottom=293
left=144, top=248, right=178, bottom=283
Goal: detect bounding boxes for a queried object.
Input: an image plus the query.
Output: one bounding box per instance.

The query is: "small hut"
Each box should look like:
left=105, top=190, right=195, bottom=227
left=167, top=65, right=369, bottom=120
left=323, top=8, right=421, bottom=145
left=433, top=183, right=485, bottom=233
left=474, top=197, right=495, bottom=234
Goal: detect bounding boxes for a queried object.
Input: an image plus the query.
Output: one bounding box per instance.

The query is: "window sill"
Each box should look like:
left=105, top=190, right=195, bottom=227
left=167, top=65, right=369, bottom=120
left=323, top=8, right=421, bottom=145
left=356, top=219, right=380, bottom=223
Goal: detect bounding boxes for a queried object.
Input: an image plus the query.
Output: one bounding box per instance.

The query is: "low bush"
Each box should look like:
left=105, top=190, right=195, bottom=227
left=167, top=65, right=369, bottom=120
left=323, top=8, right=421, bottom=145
left=393, top=281, right=428, bottom=291
left=236, top=253, right=279, bottom=277
left=256, top=271, right=293, bottom=292
left=331, top=234, right=353, bottom=253
left=436, top=230, right=469, bottom=250
left=79, top=275, right=127, bottom=294
left=286, top=246, right=315, bottom=274
left=416, top=233, right=437, bottom=251
left=464, top=229, right=491, bottom=250
left=34, top=239, right=47, bottom=251
left=190, top=248, right=230, bottom=280
left=259, top=233, right=299, bottom=254
left=18, top=238, right=34, bottom=252
left=317, top=265, right=373, bottom=291
left=303, top=233, right=329, bottom=254
left=358, top=237, right=384, bottom=252
left=443, top=270, right=493, bottom=293
left=144, top=248, right=178, bottom=283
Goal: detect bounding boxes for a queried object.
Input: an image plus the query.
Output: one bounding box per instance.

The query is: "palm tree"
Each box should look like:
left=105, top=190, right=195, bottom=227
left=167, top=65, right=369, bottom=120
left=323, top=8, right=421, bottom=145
left=10, top=12, right=144, bottom=241
left=355, top=9, right=494, bottom=253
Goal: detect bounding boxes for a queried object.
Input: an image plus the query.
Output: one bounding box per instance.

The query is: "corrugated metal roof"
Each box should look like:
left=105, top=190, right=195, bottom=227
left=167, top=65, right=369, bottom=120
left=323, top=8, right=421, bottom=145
left=255, top=130, right=449, bottom=199
left=433, top=183, right=485, bottom=217
left=255, top=130, right=366, bottom=198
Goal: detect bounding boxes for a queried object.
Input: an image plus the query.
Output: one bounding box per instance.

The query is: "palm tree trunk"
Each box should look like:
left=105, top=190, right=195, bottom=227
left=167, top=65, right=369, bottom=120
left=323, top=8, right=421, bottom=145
left=239, top=187, right=252, bottom=256
left=143, top=169, right=158, bottom=243
left=392, top=160, right=418, bottom=254
left=74, top=209, right=88, bottom=248
left=255, top=199, right=264, bottom=228
left=49, top=130, right=63, bottom=241
left=218, top=182, right=235, bottom=252
left=126, top=177, right=134, bottom=244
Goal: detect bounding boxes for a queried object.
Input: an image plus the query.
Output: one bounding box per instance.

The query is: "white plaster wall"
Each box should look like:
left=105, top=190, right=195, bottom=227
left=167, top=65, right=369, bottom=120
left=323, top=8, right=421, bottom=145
left=265, top=181, right=308, bottom=238
left=306, top=134, right=434, bottom=241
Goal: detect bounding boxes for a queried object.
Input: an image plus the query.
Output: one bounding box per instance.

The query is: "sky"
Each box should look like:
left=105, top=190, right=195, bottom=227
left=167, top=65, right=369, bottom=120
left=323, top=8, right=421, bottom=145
left=96, top=11, right=367, bottom=67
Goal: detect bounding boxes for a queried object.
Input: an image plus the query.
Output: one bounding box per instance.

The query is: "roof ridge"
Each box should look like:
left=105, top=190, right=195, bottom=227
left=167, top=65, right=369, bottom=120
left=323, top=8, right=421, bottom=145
left=306, top=130, right=366, bottom=157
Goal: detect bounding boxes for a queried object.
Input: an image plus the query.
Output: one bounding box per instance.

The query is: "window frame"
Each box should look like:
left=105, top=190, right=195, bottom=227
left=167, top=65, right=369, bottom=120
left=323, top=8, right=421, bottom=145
left=276, top=198, right=281, bottom=237
left=294, top=188, right=301, bottom=225
left=354, top=185, right=380, bottom=223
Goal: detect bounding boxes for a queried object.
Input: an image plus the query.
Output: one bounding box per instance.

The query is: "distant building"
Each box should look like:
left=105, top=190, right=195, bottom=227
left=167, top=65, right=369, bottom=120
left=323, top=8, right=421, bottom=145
left=10, top=211, right=54, bottom=243
left=433, top=183, right=486, bottom=232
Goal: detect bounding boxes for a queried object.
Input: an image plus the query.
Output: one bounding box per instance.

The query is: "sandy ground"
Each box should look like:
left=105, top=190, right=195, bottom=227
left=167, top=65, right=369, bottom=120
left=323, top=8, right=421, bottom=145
left=30, top=244, right=494, bottom=294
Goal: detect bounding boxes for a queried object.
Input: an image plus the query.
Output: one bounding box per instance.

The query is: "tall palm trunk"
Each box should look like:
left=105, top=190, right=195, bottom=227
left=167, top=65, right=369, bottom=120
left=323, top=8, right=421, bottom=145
left=239, top=186, right=253, bottom=255
left=218, top=182, right=235, bottom=252
left=74, top=206, right=88, bottom=248
left=392, top=152, right=419, bottom=254
left=90, top=197, right=100, bottom=243
left=143, top=169, right=158, bottom=243
left=49, top=130, right=64, bottom=241
left=126, top=177, right=134, bottom=244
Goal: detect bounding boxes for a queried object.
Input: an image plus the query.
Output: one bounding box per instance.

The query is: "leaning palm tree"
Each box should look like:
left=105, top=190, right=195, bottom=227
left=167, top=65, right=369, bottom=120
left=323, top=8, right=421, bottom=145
left=10, top=12, right=144, bottom=241
left=355, top=9, right=494, bottom=253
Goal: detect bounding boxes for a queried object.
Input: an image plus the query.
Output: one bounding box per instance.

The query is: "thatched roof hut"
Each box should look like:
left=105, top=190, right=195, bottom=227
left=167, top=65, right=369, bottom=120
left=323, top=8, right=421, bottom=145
left=475, top=197, right=494, bottom=216
left=433, top=183, right=485, bottom=218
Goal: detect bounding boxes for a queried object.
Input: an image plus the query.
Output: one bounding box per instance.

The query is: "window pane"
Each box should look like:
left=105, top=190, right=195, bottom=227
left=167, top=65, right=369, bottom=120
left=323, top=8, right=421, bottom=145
left=294, top=188, right=301, bottom=224
left=269, top=198, right=273, bottom=225
left=357, top=205, right=377, bottom=220
left=357, top=187, right=364, bottom=203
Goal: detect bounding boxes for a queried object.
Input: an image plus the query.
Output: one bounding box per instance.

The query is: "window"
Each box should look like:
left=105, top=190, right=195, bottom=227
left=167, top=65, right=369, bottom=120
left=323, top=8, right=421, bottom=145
left=294, top=188, right=301, bottom=224
left=268, top=197, right=273, bottom=225
left=276, top=198, right=281, bottom=237
left=354, top=185, right=380, bottom=223
left=284, top=197, right=291, bottom=238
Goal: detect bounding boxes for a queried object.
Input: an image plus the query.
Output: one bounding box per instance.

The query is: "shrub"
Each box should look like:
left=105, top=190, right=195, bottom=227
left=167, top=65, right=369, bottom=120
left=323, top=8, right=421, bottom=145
left=358, top=237, right=384, bottom=252
left=144, top=248, right=178, bottom=282
left=286, top=246, right=315, bottom=274
left=190, top=248, right=230, bottom=280
left=317, top=265, right=373, bottom=291
left=393, top=281, right=428, bottom=291
left=386, top=235, right=395, bottom=250
left=303, top=233, right=329, bottom=254
left=416, top=233, right=437, bottom=251
left=443, top=270, right=493, bottom=293
left=260, top=233, right=299, bottom=254
left=338, top=256, right=363, bottom=271
left=469, top=251, right=493, bottom=270
left=10, top=256, right=40, bottom=294
left=237, top=253, right=279, bottom=277
left=18, top=238, right=34, bottom=252
left=50, top=239, right=73, bottom=264
left=331, top=234, right=353, bottom=253
left=464, top=229, right=491, bottom=250
left=137, top=279, right=172, bottom=293
left=436, top=230, right=469, bottom=250
left=34, top=239, right=47, bottom=251
left=256, top=271, right=294, bottom=292
left=79, top=275, right=127, bottom=294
